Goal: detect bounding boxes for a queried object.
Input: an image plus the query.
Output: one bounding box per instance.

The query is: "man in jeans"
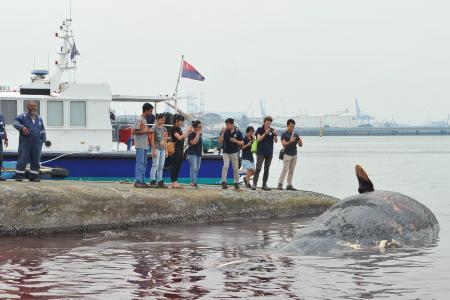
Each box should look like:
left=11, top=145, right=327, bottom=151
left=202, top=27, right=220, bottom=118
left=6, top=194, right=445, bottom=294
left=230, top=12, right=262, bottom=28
left=252, top=116, right=278, bottom=191
left=219, top=118, right=244, bottom=190
left=278, top=119, right=303, bottom=190
left=133, top=103, right=152, bottom=188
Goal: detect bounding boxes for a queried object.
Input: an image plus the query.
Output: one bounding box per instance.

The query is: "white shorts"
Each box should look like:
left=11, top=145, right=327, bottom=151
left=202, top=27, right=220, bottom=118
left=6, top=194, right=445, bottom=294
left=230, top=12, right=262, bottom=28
left=241, top=159, right=255, bottom=171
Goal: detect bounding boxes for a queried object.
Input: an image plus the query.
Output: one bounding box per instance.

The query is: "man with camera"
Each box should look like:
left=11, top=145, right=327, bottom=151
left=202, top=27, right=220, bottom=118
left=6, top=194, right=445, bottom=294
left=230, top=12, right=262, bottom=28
left=278, top=119, right=303, bottom=190
left=252, top=116, right=278, bottom=191
left=219, top=118, right=244, bottom=190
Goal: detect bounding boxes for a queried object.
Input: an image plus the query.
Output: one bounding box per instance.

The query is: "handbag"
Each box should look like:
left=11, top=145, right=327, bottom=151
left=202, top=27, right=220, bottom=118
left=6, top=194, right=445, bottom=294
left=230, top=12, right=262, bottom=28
left=279, top=149, right=285, bottom=160
left=251, top=139, right=258, bottom=153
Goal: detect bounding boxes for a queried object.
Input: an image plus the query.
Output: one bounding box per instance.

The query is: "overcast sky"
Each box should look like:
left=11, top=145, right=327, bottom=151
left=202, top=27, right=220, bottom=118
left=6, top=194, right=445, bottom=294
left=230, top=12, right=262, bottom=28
left=1, top=0, right=449, bottom=124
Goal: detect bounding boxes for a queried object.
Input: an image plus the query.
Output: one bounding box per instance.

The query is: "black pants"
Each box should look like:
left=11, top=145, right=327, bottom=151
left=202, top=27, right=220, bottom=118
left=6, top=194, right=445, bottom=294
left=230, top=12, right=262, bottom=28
left=253, top=155, right=272, bottom=186
left=171, top=147, right=184, bottom=182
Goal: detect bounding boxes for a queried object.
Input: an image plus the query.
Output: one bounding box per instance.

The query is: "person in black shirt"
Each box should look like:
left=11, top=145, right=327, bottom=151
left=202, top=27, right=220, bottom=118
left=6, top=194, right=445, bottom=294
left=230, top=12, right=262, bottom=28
left=278, top=119, right=303, bottom=190
left=145, top=104, right=156, bottom=129
left=170, top=114, right=192, bottom=188
left=218, top=118, right=244, bottom=190
left=187, top=120, right=203, bottom=188
left=252, top=116, right=278, bottom=191
left=241, top=126, right=255, bottom=188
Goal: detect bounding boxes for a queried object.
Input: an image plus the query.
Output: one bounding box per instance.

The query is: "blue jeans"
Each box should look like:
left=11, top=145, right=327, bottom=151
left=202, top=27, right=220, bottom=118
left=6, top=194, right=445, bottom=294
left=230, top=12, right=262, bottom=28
left=150, top=149, right=166, bottom=182
left=187, top=154, right=202, bottom=184
left=135, top=148, right=148, bottom=184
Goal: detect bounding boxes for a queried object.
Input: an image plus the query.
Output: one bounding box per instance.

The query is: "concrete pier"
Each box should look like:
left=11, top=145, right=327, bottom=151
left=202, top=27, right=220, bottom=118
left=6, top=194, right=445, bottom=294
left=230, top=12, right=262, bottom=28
left=0, top=181, right=338, bottom=236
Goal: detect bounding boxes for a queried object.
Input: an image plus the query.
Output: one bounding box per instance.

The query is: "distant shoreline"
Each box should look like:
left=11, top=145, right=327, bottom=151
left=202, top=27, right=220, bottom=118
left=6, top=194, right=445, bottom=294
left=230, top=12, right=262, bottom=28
left=298, top=126, right=450, bottom=136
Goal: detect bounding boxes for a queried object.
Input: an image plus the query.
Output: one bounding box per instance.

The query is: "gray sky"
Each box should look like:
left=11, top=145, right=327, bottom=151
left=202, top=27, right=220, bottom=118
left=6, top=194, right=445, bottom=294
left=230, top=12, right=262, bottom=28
left=1, top=0, right=449, bottom=124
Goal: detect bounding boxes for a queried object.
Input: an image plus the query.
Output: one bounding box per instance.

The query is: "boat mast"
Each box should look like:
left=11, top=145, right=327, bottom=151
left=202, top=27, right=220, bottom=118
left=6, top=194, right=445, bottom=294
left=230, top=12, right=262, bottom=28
left=49, top=15, right=78, bottom=92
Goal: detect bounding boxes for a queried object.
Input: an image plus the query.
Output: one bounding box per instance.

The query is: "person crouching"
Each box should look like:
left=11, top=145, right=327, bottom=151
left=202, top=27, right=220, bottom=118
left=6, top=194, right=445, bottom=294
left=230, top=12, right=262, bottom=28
left=241, top=126, right=255, bottom=188
left=219, top=118, right=244, bottom=190
left=13, top=101, right=47, bottom=182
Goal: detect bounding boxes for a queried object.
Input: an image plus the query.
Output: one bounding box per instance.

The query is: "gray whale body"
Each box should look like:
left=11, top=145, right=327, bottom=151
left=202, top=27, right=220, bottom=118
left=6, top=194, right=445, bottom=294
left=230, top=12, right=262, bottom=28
left=285, top=190, right=440, bottom=255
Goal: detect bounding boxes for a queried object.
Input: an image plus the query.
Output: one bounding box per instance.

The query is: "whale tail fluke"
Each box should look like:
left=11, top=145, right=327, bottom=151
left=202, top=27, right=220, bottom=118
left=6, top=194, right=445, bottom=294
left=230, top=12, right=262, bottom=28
left=355, top=165, right=374, bottom=194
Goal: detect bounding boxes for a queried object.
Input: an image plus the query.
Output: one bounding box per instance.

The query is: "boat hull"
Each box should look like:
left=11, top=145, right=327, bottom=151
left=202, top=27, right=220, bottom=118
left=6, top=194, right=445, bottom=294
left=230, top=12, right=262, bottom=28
left=2, top=151, right=235, bottom=185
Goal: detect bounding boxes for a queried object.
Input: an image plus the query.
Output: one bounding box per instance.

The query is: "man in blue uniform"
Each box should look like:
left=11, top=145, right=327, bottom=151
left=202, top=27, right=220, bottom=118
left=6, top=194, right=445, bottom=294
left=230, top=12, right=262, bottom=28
left=13, top=101, right=47, bottom=182
left=0, top=112, right=8, bottom=181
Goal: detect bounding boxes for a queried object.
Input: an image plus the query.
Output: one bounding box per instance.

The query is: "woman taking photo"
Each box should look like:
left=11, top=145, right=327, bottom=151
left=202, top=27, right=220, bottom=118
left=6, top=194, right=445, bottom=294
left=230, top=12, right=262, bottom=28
left=187, top=120, right=203, bottom=188
left=170, top=114, right=192, bottom=188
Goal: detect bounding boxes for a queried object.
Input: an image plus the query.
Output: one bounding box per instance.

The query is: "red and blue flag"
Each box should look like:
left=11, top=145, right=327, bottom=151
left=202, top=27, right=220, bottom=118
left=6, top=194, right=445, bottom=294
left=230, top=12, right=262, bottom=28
left=181, top=60, right=205, bottom=81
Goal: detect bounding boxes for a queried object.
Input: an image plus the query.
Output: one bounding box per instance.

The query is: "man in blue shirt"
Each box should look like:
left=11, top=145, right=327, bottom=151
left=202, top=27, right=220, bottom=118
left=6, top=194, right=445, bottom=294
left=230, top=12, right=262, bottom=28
left=0, top=113, right=8, bottom=181
left=252, top=116, right=278, bottom=191
left=218, top=118, right=244, bottom=190
left=278, top=119, right=303, bottom=190
left=13, top=101, right=47, bottom=182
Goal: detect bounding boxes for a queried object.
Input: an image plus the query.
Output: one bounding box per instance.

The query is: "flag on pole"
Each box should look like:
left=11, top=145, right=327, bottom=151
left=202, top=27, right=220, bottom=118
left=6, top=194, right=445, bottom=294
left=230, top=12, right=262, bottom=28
left=70, top=42, right=80, bottom=60
left=181, top=60, right=205, bottom=81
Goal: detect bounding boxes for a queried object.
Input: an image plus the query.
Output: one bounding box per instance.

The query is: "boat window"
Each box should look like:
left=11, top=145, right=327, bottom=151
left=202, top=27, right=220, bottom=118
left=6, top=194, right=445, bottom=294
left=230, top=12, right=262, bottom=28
left=47, top=101, right=64, bottom=126
left=70, top=101, right=86, bottom=126
left=23, top=100, right=41, bottom=115
left=0, top=100, right=17, bottom=124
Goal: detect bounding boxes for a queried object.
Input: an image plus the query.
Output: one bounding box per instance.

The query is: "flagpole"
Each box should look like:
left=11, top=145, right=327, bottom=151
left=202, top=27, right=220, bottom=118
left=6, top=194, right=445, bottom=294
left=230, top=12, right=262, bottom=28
left=173, top=55, right=184, bottom=110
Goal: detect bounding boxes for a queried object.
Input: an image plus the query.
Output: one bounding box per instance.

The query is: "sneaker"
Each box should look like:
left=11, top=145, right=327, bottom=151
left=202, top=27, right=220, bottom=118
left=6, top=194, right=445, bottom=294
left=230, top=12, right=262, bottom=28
left=262, top=185, right=271, bottom=191
left=277, top=183, right=283, bottom=190
left=158, top=181, right=168, bottom=188
left=286, top=185, right=298, bottom=191
left=134, top=182, right=148, bottom=188
left=221, top=181, right=228, bottom=189
left=149, top=181, right=158, bottom=188
left=234, top=183, right=240, bottom=190
left=194, top=183, right=200, bottom=189
left=251, top=184, right=257, bottom=190
left=13, top=175, right=24, bottom=181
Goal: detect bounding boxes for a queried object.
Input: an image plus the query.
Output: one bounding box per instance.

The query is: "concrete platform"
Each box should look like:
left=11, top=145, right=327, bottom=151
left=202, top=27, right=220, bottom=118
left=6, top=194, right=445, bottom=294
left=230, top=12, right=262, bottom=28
left=0, top=181, right=339, bottom=236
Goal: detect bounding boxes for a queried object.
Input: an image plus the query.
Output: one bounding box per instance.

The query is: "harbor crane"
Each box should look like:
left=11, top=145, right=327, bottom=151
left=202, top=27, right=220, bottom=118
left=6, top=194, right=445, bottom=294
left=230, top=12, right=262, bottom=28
left=355, top=98, right=375, bottom=126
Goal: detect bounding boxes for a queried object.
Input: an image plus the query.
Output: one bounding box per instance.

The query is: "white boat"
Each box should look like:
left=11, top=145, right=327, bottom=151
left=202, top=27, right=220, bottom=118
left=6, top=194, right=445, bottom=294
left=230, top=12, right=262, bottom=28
left=0, top=18, right=227, bottom=184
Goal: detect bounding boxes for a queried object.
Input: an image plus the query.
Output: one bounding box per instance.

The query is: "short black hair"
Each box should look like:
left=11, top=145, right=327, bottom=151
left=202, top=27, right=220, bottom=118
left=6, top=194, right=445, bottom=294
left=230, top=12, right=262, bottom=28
left=225, top=118, right=234, bottom=124
left=287, top=119, right=296, bottom=126
left=142, top=103, right=153, bottom=112
left=192, top=120, right=202, bottom=128
left=173, top=114, right=185, bottom=124
left=263, top=116, right=273, bottom=123
left=156, top=113, right=166, bottom=120
left=246, top=126, right=255, bottom=133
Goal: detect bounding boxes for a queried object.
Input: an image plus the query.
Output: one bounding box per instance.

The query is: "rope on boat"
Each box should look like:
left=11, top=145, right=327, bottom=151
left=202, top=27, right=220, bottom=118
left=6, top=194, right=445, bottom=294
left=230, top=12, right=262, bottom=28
left=40, top=152, right=81, bottom=165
